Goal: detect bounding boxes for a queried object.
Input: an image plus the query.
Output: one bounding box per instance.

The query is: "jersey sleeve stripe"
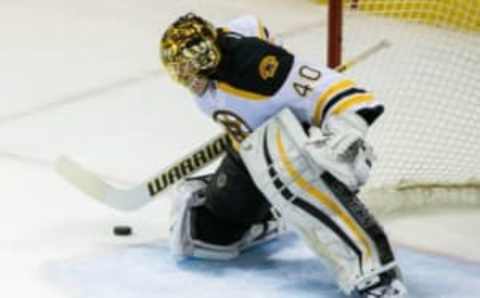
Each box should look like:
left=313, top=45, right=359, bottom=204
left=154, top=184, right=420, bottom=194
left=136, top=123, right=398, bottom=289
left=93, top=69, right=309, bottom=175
left=319, top=88, right=369, bottom=126
left=331, top=93, right=375, bottom=116
left=312, top=79, right=356, bottom=125
left=217, top=82, right=268, bottom=101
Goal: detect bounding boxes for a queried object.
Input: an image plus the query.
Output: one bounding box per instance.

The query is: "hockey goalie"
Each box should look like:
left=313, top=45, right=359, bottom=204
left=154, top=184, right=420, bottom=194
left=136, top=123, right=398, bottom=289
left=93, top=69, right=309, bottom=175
left=160, top=13, right=407, bottom=298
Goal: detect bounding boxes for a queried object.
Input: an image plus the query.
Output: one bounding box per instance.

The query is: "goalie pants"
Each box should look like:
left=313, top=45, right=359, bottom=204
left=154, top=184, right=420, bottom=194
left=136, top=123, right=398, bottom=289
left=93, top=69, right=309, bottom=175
left=191, top=145, right=274, bottom=246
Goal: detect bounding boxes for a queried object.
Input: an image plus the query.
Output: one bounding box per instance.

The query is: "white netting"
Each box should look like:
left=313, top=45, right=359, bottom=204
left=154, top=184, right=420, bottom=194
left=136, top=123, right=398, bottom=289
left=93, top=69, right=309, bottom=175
left=336, top=1, right=480, bottom=216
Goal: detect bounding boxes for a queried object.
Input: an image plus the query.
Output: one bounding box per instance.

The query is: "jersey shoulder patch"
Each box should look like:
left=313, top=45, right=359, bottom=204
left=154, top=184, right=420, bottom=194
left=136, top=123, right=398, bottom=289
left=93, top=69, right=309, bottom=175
left=214, top=35, right=294, bottom=98
left=259, top=55, right=280, bottom=80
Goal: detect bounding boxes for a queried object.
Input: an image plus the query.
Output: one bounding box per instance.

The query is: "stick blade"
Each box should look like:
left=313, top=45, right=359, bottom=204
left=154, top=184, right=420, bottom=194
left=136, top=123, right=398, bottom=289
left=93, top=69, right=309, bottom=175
left=55, top=156, right=151, bottom=212
left=55, top=156, right=110, bottom=201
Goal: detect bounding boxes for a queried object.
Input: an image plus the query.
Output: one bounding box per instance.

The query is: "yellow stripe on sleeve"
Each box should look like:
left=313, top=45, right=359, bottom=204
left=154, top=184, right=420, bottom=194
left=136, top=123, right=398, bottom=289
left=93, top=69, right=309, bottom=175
left=312, top=80, right=355, bottom=125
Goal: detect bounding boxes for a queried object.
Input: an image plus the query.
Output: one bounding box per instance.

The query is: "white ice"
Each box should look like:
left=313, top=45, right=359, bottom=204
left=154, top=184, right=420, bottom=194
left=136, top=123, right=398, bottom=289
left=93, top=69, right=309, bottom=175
left=1, top=1, right=480, bottom=297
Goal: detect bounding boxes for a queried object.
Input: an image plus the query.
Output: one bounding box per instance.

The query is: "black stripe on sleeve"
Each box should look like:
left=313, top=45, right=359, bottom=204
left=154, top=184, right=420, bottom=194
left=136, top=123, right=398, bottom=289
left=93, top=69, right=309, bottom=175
left=320, top=88, right=367, bottom=126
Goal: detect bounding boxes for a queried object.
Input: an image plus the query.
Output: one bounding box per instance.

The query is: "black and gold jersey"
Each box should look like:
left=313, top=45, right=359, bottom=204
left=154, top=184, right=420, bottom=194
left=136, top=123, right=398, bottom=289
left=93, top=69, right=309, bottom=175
left=194, top=15, right=383, bottom=144
left=209, top=31, right=294, bottom=98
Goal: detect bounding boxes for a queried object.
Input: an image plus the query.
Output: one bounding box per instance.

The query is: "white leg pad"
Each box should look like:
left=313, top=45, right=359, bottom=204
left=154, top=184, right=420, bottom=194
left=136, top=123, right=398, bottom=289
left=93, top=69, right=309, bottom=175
left=239, top=109, right=401, bottom=294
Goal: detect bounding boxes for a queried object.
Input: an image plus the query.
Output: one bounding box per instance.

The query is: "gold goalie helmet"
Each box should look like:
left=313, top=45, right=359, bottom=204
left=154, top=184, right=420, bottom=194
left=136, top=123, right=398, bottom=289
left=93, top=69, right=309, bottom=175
left=160, top=13, right=221, bottom=90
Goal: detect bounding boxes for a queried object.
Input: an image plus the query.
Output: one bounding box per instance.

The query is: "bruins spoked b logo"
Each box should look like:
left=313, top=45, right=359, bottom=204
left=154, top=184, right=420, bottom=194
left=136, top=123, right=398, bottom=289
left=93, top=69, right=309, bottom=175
left=213, top=110, right=252, bottom=143
left=259, top=55, right=279, bottom=80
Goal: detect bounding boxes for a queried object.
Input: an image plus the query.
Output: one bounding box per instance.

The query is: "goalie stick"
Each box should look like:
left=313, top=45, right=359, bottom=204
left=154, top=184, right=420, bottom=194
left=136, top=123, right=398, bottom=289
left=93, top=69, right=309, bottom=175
left=56, top=133, right=231, bottom=211
left=55, top=39, right=391, bottom=211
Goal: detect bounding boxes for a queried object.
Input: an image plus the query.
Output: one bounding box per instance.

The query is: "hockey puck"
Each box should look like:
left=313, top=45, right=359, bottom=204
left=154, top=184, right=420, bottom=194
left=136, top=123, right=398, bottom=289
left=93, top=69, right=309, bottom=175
left=113, top=225, right=132, bottom=236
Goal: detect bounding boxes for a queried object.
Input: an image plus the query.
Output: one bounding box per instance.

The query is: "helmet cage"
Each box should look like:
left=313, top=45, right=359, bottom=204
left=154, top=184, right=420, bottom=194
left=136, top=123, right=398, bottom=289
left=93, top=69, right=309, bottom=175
left=161, top=13, right=221, bottom=87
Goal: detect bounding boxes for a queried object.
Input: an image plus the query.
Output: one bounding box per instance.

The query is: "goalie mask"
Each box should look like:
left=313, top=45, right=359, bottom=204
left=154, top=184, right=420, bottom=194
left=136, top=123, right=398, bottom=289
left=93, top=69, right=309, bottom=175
left=160, top=13, right=221, bottom=92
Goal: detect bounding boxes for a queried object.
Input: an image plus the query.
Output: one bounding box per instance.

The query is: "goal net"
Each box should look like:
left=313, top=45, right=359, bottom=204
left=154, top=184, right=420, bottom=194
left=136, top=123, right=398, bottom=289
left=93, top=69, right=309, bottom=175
left=321, top=0, right=480, bottom=216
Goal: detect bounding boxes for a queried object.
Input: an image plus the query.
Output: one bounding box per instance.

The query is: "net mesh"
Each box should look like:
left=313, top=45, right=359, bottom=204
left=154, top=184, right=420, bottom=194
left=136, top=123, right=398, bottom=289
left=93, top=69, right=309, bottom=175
left=332, top=0, right=480, bottom=215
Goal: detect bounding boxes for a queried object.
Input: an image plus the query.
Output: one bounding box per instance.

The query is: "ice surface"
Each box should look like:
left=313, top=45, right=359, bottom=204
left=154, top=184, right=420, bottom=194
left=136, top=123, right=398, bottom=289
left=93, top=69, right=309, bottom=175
left=46, top=234, right=480, bottom=298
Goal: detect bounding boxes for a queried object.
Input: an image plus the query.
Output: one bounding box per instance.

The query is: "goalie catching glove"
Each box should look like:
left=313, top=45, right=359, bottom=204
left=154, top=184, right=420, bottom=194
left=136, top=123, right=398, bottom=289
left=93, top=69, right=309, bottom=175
left=306, top=112, right=376, bottom=192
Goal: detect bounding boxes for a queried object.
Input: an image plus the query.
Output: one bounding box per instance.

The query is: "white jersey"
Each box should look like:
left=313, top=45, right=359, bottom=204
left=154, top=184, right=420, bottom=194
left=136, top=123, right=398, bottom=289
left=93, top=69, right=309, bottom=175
left=195, top=16, right=382, bottom=142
